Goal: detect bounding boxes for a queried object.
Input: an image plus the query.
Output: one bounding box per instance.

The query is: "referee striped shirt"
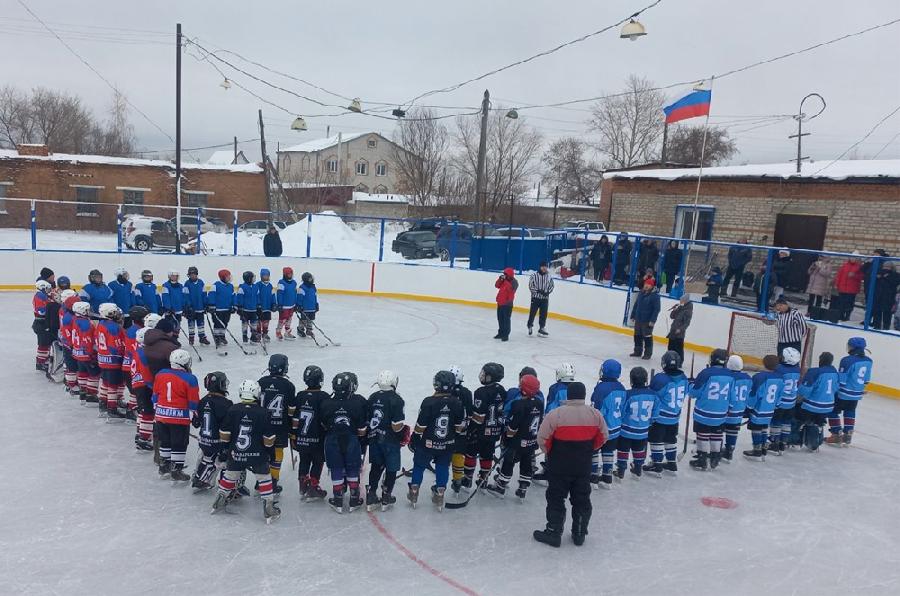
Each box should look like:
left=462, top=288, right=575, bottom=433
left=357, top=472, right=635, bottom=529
left=529, top=271, right=555, bottom=299
left=777, top=307, right=808, bottom=344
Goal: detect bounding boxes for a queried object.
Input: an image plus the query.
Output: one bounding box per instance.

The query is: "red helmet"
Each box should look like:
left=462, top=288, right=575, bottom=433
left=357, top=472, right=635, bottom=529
left=283, top=267, right=293, bottom=279
left=63, top=295, right=80, bottom=310
left=519, top=374, right=541, bottom=398
left=218, top=269, right=231, bottom=281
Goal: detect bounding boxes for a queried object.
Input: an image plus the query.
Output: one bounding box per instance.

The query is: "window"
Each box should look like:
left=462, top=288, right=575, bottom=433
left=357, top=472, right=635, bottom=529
left=375, top=162, right=387, bottom=177
left=0, top=182, right=10, bottom=214
left=326, top=157, right=338, bottom=173
left=373, top=184, right=388, bottom=194
left=355, top=183, right=369, bottom=193
left=121, top=189, right=145, bottom=215
left=301, top=155, right=311, bottom=172
left=674, top=205, right=715, bottom=243
left=184, top=192, right=210, bottom=209
left=367, top=137, right=377, bottom=149
left=73, top=186, right=101, bottom=216
left=355, top=160, right=368, bottom=176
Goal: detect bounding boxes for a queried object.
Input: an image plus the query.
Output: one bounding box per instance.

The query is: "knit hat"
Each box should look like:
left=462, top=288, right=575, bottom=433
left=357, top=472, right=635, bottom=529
left=39, top=267, right=54, bottom=280
left=503, top=267, right=515, bottom=278
left=567, top=382, right=586, bottom=400
left=156, top=318, right=176, bottom=334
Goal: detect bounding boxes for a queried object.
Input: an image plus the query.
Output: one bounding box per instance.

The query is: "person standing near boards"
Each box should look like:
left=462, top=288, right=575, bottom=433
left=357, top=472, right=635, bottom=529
left=527, top=262, right=554, bottom=337
left=666, top=294, right=693, bottom=362
left=494, top=268, right=518, bottom=342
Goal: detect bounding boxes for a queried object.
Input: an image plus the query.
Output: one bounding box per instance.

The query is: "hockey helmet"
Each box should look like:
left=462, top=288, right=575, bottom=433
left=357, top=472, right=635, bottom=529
left=89, top=269, right=103, bottom=284
left=141, top=269, right=153, bottom=281
left=128, top=305, right=149, bottom=324
left=303, top=365, right=324, bottom=388
left=187, top=266, right=199, bottom=277
left=519, top=366, right=537, bottom=379
left=135, top=327, right=150, bottom=346
left=35, top=279, right=52, bottom=293
left=661, top=351, right=682, bottom=372
left=144, top=313, right=163, bottom=329
left=848, top=337, right=866, bottom=353
left=98, top=303, right=122, bottom=320
left=630, top=366, right=649, bottom=387
left=57, top=276, right=71, bottom=290
left=781, top=347, right=801, bottom=366
left=710, top=348, right=729, bottom=366
left=114, top=267, right=129, bottom=281
left=242, top=271, right=255, bottom=284
left=762, top=354, right=780, bottom=371
left=204, top=371, right=229, bottom=395
left=238, top=379, right=261, bottom=403
left=519, top=374, right=541, bottom=397
left=375, top=370, right=399, bottom=391
left=167, top=270, right=180, bottom=281
left=282, top=267, right=293, bottom=279
left=59, top=289, right=78, bottom=302
left=601, top=359, right=622, bottom=380
left=301, top=272, right=314, bottom=284
left=726, top=355, right=744, bottom=372
left=63, top=295, right=80, bottom=311
left=479, top=362, right=505, bottom=385
left=169, top=349, right=192, bottom=371
left=332, top=372, right=359, bottom=397
left=433, top=370, right=456, bottom=393
left=267, top=353, right=289, bottom=376
left=555, top=362, right=576, bottom=382
left=448, top=365, right=464, bottom=384
left=218, top=269, right=231, bottom=282
left=72, top=302, right=91, bottom=316
left=260, top=268, right=271, bottom=281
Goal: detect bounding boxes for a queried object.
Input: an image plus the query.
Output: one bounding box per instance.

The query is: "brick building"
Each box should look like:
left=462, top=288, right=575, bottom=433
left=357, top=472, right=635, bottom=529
left=0, top=145, right=266, bottom=232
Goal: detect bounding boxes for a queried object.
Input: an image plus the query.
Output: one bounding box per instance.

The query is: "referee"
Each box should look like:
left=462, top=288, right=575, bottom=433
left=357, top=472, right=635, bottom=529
left=527, top=262, right=555, bottom=336
left=772, top=297, right=808, bottom=359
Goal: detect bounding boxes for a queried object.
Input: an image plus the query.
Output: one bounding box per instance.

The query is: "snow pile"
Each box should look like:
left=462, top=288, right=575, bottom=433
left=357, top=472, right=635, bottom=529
left=280, top=132, right=367, bottom=153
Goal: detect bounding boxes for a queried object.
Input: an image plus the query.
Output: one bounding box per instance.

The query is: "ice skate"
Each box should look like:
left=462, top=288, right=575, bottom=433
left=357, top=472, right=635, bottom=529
left=709, top=452, right=722, bottom=470
left=599, top=474, right=613, bottom=489
left=538, top=328, right=549, bottom=336
left=825, top=433, right=843, bottom=447
left=347, top=488, right=363, bottom=513
left=431, top=486, right=446, bottom=512
left=459, top=475, right=473, bottom=492
left=328, top=493, right=344, bottom=514
left=527, top=326, right=533, bottom=336
left=484, top=482, right=506, bottom=498
left=515, top=487, right=527, bottom=503
left=407, top=483, right=419, bottom=508
left=613, top=467, right=625, bottom=481
left=629, top=462, right=643, bottom=479
left=722, top=446, right=734, bottom=463
left=743, top=448, right=765, bottom=462
left=158, top=460, right=172, bottom=478
left=283, top=328, right=296, bottom=341
left=170, top=466, right=190, bottom=482
left=642, top=462, right=663, bottom=478
left=305, top=484, right=327, bottom=502
left=134, top=438, right=153, bottom=452
left=366, top=489, right=380, bottom=512
left=210, top=492, right=228, bottom=515
left=199, top=335, right=210, bottom=346
left=663, top=461, right=678, bottom=475
left=842, top=432, right=853, bottom=448
left=381, top=491, right=396, bottom=511
left=689, top=452, right=708, bottom=471
left=264, top=499, right=281, bottom=524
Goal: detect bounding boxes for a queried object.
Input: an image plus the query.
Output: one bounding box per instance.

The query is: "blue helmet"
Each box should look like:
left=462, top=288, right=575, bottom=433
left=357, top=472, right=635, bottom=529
left=848, top=337, right=866, bottom=352
left=57, top=276, right=71, bottom=289
left=601, top=359, right=621, bottom=380
left=260, top=268, right=270, bottom=279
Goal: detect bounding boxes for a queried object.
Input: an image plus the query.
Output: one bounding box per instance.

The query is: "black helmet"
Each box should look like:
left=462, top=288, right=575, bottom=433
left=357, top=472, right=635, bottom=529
left=268, top=353, right=289, bottom=376
left=479, top=362, right=505, bottom=385
left=301, top=272, right=314, bottom=284
left=204, top=371, right=229, bottom=395
left=519, top=366, right=537, bottom=379
left=89, top=269, right=103, bottom=284
left=128, top=305, right=149, bottom=324
left=141, top=269, right=153, bottom=281
left=57, top=276, right=71, bottom=290
left=332, top=372, right=358, bottom=397
left=433, top=370, right=456, bottom=393
left=243, top=271, right=255, bottom=284
left=303, top=365, right=324, bottom=388
left=629, top=366, right=648, bottom=387
left=661, top=350, right=682, bottom=372
left=187, top=266, right=199, bottom=276
left=710, top=348, right=729, bottom=366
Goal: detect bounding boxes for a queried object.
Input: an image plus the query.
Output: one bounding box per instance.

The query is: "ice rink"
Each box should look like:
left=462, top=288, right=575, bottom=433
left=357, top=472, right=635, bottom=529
left=2, top=291, right=899, bottom=596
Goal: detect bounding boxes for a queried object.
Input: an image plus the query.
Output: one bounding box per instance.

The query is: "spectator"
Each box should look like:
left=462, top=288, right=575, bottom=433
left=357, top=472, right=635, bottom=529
left=527, top=262, right=554, bottom=336
left=494, top=267, right=518, bottom=342
left=612, top=234, right=632, bottom=285
left=834, top=252, right=864, bottom=321
left=771, top=297, right=807, bottom=358
left=893, top=286, right=900, bottom=331
left=722, top=238, right=752, bottom=298
left=589, top=235, right=612, bottom=282
left=703, top=267, right=723, bottom=305
left=667, top=294, right=693, bottom=361
left=263, top=224, right=283, bottom=257
left=662, top=240, right=683, bottom=294
left=805, top=257, right=833, bottom=316
left=629, top=280, right=660, bottom=360
left=771, top=249, right=792, bottom=301
left=38, top=267, right=56, bottom=288
left=860, top=249, right=887, bottom=307
left=637, top=238, right=659, bottom=279
left=143, top=317, right=181, bottom=377
left=872, top=260, right=898, bottom=330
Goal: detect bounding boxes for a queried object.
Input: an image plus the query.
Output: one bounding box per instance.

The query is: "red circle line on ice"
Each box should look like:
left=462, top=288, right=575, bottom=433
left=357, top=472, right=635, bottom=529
left=367, top=511, right=480, bottom=596
left=701, top=496, right=738, bottom=509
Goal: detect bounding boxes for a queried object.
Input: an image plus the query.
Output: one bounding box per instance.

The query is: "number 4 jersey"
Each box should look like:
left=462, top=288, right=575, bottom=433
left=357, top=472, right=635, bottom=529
left=505, top=396, right=543, bottom=449
left=258, top=375, right=297, bottom=448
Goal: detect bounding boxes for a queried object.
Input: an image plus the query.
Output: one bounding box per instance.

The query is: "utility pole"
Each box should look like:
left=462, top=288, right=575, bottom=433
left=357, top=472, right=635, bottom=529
left=552, top=185, right=559, bottom=229
left=233, top=136, right=238, bottom=163
left=474, top=89, right=490, bottom=225
left=660, top=121, right=669, bottom=165
left=174, top=22, right=182, bottom=254
left=259, top=109, right=273, bottom=216
left=789, top=93, right=825, bottom=173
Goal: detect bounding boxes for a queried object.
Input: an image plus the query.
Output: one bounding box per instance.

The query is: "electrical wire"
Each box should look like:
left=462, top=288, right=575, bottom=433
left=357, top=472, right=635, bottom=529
left=811, top=101, right=900, bottom=174
left=128, top=138, right=261, bottom=156
left=872, top=129, right=900, bottom=158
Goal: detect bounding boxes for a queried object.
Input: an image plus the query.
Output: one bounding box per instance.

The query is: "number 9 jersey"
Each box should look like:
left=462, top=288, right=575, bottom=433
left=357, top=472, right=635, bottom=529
left=416, top=394, right=465, bottom=451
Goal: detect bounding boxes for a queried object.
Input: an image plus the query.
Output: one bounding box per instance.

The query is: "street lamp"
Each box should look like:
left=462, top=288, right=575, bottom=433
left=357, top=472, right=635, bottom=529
left=291, top=116, right=308, bottom=131
left=620, top=18, right=647, bottom=41
left=505, top=108, right=519, bottom=120
left=219, top=77, right=232, bottom=90
left=347, top=98, right=362, bottom=113
left=790, top=93, right=826, bottom=173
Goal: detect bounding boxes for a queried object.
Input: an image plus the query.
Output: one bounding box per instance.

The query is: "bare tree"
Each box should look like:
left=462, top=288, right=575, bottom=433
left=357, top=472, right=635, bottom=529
left=589, top=75, right=665, bottom=168
left=391, top=108, right=448, bottom=206
left=89, top=89, right=135, bottom=157
left=0, top=85, right=34, bottom=148
left=30, top=87, right=94, bottom=153
left=541, top=137, right=603, bottom=203
left=665, top=125, right=736, bottom=166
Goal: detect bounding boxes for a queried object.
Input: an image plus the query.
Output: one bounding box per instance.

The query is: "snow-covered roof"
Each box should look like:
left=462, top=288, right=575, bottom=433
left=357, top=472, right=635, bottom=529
left=0, top=148, right=262, bottom=173
left=602, top=159, right=900, bottom=182
left=280, top=132, right=369, bottom=153
left=206, top=150, right=249, bottom=166
left=518, top=193, right=598, bottom=210
left=350, top=192, right=409, bottom=204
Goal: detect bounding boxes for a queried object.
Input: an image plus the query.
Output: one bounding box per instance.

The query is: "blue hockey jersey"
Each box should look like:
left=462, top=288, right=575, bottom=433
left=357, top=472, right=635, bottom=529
left=79, top=282, right=113, bottom=314
left=183, top=278, right=207, bottom=311
left=689, top=366, right=734, bottom=427
left=591, top=379, right=626, bottom=440
left=726, top=371, right=752, bottom=424
left=107, top=280, right=134, bottom=313
left=649, top=370, right=689, bottom=426
left=207, top=281, right=235, bottom=311
left=746, top=371, right=783, bottom=426
left=837, top=354, right=873, bottom=401
left=276, top=278, right=298, bottom=309
left=545, top=381, right=571, bottom=414
left=298, top=282, right=318, bottom=312
left=133, top=282, right=161, bottom=314
left=620, top=387, right=657, bottom=440
left=799, top=365, right=840, bottom=414
left=161, top=280, right=186, bottom=314
left=256, top=274, right=276, bottom=311
left=774, top=363, right=801, bottom=410
left=235, top=282, right=260, bottom=310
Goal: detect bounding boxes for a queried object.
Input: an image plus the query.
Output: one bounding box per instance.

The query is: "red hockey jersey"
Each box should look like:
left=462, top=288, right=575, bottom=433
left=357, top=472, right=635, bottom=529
left=72, top=316, right=95, bottom=362
left=152, top=369, right=200, bottom=425
left=96, top=320, right=125, bottom=370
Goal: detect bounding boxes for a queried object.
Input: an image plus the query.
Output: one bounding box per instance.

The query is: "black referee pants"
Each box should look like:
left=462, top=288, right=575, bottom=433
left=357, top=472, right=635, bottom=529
left=527, top=297, right=548, bottom=329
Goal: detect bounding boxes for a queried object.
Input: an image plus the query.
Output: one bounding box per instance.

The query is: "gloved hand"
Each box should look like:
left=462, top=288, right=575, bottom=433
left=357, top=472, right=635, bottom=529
left=256, top=307, right=263, bottom=316
left=409, top=432, right=422, bottom=453
left=217, top=449, right=229, bottom=463
left=206, top=305, right=215, bottom=314
left=191, top=413, right=201, bottom=428
left=315, top=305, right=320, bottom=313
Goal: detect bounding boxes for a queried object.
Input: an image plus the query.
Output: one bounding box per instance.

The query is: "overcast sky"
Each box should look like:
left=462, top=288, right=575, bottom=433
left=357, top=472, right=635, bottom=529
left=3, top=0, right=900, bottom=170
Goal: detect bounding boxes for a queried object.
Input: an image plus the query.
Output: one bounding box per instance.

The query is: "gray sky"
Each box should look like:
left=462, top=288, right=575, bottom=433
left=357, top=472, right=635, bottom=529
left=3, top=0, right=900, bottom=168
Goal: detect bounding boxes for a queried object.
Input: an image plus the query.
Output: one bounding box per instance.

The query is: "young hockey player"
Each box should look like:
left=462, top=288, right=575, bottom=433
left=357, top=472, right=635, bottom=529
left=130, top=327, right=155, bottom=451
left=32, top=279, right=53, bottom=371
left=616, top=366, right=655, bottom=479
left=207, top=269, right=235, bottom=349
left=644, top=351, right=690, bottom=476
left=689, top=349, right=733, bottom=470
left=409, top=371, right=466, bottom=510
left=545, top=363, right=575, bottom=413
left=161, top=270, right=186, bottom=324
left=320, top=372, right=368, bottom=513
left=133, top=270, right=161, bottom=314
left=590, top=359, right=626, bottom=487
left=503, top=366, right=545, bottom=417
left=108, top=268, right=135, bottom=324
left=183, top=266, right=210, bottom=346
left=256, top=268, right=276, bottom=342
left=796, top=352, right=839, bottom=450
left=293, top=365, right=329, bottom=501
left=212, top=380, right=280, bottom=523
left=770, top=347, right=802, bottom=453
left=258, top=354, right=297, bottom=494
left=71, top=301, right=99, bottom=403
left=60, top=293, right=81, bottom=393
left=743, top=355, right=783, bottom=461
left=151, top=349, right=199, bottom=481
left=79, top=269, right=113, bottom=314
left=275, top=267, right=298, bottom=340
left=96, top=303, right=126, bottom=418
left=827, top=337, right=873, bottom=447
left=237, top=271, right=261, bottom=347
left=191, top=371, right=232, bottom=490
left=723, top=355, right=752, bottom=462
left=486, top=373, right=543, bottom=501
left=463, top=362, right=506, bottom=490
left=448, top=364, right=473, bottom=493
left=365, top=370, right=406, bottom=511
left=296, top=272, right=319, bottom=338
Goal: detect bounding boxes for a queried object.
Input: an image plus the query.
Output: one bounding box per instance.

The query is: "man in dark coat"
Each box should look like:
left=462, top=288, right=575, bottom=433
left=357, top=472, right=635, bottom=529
left=629, top=280, right=661, bottom=360
left=590, top=235, right=612, bottom=282
left=637, top=238, right=659, bottom=279
left=666, top=295, right=693, bottom=361
left=612, top=234, right=632, bottom=285
left=723, top=238, right=753, bottom=298
left=263, top=225, right=283, bottom=257
left=662, top=240, right=683, bottom=294
left=144, top=318, right=181, bottom=377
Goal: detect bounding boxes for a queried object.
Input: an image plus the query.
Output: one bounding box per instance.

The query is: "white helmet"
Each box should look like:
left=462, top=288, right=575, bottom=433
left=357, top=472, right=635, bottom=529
left=136, top=327, right=150, bottom=346
left=168, top=269, right=179, bottom=280
left=114, top=267, right=128, bottom=278
left=36, top=280, right=52, bottom=293
left=98, top=303, right=122, bottom=319
left=448, top=365, right=464, bottom=384
left=169, top=348, right=192, bottom=371
left=556, top=363, right=576, bottom=382
left=144, top=313, right=163, bottom=329
left=72, top=302, right=91, bottom=316
left=726, top=355, right=744, bottom=372
left=60, top=289, right=77, bottom=301
left=238, top=379, right=261, bottom=403
left=782, top=347, right=801, bottom=366
left=375, top=370, right=399, bottom=391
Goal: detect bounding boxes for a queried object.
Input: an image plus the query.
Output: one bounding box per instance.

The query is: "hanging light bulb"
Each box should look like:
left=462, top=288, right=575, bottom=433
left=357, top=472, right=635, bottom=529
left=620, top=19, right=647, bottom=41
left=291, top=116, right=308, bottom=131
left=347, top=98, right=362, bottom=113
left=505, top=108, right=519, bottom=119
left=220, top=78, right=232, bottom=90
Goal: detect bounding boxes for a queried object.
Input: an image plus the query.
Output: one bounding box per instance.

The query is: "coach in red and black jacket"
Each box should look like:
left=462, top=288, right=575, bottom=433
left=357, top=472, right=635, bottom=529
left=534, top=382, right=608, bottom=548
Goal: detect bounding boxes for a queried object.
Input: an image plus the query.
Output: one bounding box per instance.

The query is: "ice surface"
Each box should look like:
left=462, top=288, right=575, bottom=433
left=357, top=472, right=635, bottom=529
left=2, top=292, right=899, bottom=595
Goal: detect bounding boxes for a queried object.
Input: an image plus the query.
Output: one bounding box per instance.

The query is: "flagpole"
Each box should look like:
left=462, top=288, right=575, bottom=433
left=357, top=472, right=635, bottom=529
left=682, top=76, right=714, bottom=285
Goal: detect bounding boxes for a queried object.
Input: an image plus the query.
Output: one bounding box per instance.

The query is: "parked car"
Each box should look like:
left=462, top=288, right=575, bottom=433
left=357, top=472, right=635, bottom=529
left=563, top=220, right=607, bottom=233
left=124, top=216, right=192, bottom=252
left=168, top=215, right=227, bottom=234
left=493, top=227, right=546, bottom=238
left=391, top=230, right=436, bottom=259
left=409, top=217, right=452, bottom=234
left=239, top=220, right=288, bottom=235
left=435, top=224, right=497, bottom=261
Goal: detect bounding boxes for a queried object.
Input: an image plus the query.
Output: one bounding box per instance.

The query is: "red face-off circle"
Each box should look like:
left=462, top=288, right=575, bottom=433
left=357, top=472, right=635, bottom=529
left=701, top=496, right=738, bottom=509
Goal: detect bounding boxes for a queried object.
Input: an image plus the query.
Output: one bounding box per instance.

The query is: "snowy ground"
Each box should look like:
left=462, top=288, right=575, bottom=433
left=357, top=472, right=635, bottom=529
left=2, top=292, right=899, bottom=596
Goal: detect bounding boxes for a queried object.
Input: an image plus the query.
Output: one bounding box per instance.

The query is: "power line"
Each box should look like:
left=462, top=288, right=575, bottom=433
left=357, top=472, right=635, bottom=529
left=872, top=129, right=900, bottom=158
left=0, top=15, right=170, bottom=35
left=129, top=138, right=261, bottom=156
left=811, top=102, right=900, bottom=174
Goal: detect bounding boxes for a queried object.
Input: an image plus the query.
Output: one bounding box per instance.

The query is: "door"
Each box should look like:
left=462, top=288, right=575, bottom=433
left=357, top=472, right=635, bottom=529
left=773, top=214, right=828, bottom=291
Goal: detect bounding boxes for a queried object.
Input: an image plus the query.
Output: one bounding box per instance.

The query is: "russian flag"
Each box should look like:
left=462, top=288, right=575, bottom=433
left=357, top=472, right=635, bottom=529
left=663, top=90, right=712, bottom=124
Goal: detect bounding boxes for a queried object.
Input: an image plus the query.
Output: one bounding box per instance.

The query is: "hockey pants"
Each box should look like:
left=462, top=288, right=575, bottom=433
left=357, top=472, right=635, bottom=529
left=495, top=445, right=535, bottom=492
left=647, top=423, right=679, bottom=463
left=412, top=449, right=451, bottom=488
left=297, top=446, right=325, bottom=488
left=277, top=308, right=294, bottom=333
left=324, top=433, right=361, bottom=495
left=156, top=423, right=189, bottom=468
left=186, top=311, right=207, bottom=340
left=828, top=397, right=857, bottom=436
left=218, top=459, right=273, bottom=501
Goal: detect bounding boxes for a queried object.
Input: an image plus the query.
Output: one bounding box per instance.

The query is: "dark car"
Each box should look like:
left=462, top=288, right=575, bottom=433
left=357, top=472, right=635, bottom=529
left=125, top=217, right=193, bottom=252
left=435, top=224, right=497, bottom=261
left=391, top=230, right=436, bottom=259
left=409, top=217, right=455, bottom=234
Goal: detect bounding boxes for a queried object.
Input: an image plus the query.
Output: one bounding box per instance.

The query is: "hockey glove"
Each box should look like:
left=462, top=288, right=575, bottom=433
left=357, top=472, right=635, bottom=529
left=409, top=432, right=422, bottom=453
left=191, top=413, right=201, bottom=428
left=396, top=424, right=412, bottom=447
left=206, top=305, right=215, bottom=313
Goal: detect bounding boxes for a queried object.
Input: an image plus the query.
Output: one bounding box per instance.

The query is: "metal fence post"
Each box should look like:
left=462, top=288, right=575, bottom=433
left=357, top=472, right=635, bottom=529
left=305, top=213, right=312, bottom=258
left=759, top=249, right=774, bottom=314
left=578, top=230, right=588, bottom=284
left=116, top=204, right=123, bottom=253
left=232, top=210, right=238, bottom=256
left=378, top=218, right=385, bottom=262
left=30, top=200, right=36, bottom=251
left=609, top=234, right=619, bottom=288
left=517, top=225, right=526, bottom=274
left=863, top=256, right=880, bottom=331
left=449, top=221, right=458, bottom=269
left=196, top=208, right=203, bottom=254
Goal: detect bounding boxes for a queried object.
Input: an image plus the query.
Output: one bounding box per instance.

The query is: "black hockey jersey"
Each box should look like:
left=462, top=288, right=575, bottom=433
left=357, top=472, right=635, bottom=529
left=320, top=394, right=367, bottom=436
left=258, top=374, right=297, bottom=446
left=452, top=384, right=474, bottom=419
left=293, top=389, right=329, bottom=448
left=367, top=390, right=406, bottom=443
left=472, top=383, right=506, bottom=438
left=221, top=402, right=273, bottom=464
left=196, top=393, right=232, bottom=450
left=416, top=395, right=465, bottom=451
left=506, top=396, right=543, bottom=449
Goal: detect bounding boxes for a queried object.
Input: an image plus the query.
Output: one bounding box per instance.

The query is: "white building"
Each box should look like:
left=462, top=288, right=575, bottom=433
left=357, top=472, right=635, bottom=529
left=205, top=150, right=250, bottom=166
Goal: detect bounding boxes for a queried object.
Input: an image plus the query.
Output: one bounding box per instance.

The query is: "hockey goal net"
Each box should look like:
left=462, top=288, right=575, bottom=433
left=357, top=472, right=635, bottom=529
left=726, top=311, right=817, bottom=373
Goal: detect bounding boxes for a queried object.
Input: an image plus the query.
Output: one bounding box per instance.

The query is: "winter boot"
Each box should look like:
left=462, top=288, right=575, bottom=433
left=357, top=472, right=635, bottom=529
left=170, top=465, right=190, bottom=482
left=407, top=483, right=420, bottom=508
left=722, top=446, right=734, bottom=463
left=533, top=526, right=563, bottom=548
left=263, top=499, right=281, bottom=523
left=743, top=447, right=765, bottom=462
left=431, top=486, right=446, bottom=511
left=158, top=460, right=172, bottom=478
left=642, top=462, right=663, bottom=477
left=842, top=431, right=853, bottom=448
left=366, top=488, right=381, bottom=512
left=689, top=452, right=709, bottom=471
left=571, top=515, right=589, bottom=547
left=348, top=487, right=363, bottom=512
left=709, top=452, right=722, bottom=470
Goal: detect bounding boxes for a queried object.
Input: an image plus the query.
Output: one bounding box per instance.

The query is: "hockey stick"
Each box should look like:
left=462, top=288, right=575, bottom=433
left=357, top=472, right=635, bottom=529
left=177, top=320, right=203, bottom=362
left=301, top=312, right=341, bottom=346
left=678, top=354, right=696, bottom=462
left=211, top=311, right=251, bottom=356
left=288, top=439, right=296, bottom=471
left=256, top=317, right=269, bottom=356
left=445, top=448, right=507, bottom=510
left=295, top=312, right=326, bottom=348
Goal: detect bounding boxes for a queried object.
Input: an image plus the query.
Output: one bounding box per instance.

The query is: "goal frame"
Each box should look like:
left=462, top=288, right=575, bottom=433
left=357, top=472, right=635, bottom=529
left=726, top=311, right=817, bottom=373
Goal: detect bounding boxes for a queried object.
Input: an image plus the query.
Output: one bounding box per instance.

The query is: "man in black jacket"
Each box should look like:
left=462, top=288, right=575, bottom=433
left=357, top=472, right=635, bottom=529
left=263, top=225, right=283, bottom=257
left=612, top=234, right=632, bottom=285
left=723, top=238, right=752, bottom=298
left=630, top=280, right=661, bottom=360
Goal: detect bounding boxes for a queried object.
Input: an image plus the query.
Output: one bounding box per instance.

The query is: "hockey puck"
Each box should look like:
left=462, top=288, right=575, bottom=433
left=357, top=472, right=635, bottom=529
left=701, top=496, right=737, bottom=509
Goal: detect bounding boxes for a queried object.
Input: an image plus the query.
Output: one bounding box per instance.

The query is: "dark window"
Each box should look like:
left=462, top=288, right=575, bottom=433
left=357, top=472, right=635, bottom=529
left=184, top=192, right=208, bottom=209
left=122, top=189, right=145, bottom=215
left=75, top=187, right=99, bottom=215
left=675, top=206, right=714, bottom=241
left=0, top=184, right=8, bottom=213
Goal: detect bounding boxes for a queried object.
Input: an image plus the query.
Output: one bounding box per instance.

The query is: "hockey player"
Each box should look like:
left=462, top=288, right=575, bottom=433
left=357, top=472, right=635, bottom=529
left=644, top=351, right=690, bottom=476
left=770, top=347, right=802, bottom=453
left=689, top=349, right=733, bottom=471
left=743, top=355, right=783, bottom=461
left=258, top=354, right=297, bottom=494
left=212, top=380, right=280, bottom=523
left=151, top=348, right=199, bottom=481
left=236, top=271, right=261, bottom=346
left=365, top=370, right=407, bottom=511
left=320, top=372, right=368, bottom=512
left=796, top=352, right=839, bottom=450
left=191, top=371, right=232, bottom=490
left=122, top=306, right=148, bottom=421
left=184, top=266, right=210, bottom=346
left=590, top=359, right=626, bottom=487
left=32, top=280, right=53, bottom=371
left=448, top=365, right=473, bottom=493
left=130, top=327, right=155, bottom=451
left=503, top=366, right=545, bottom=417
left=409, top=371, right=466, bottom=510
left=96, top=303, right=126, bottom=417
left=296, top=272, right=319, bottom=338
left=723, top=355, right=752, bottom=461
left=133, top=270, right=161, bottom=314
left=275, top=267, right=298, bottom=340
left=71, top=301, right=100, bottom=403
left=486, top=373, right=543, bottom=500
left=463, top=362, right=506, bottom=490
left=545, top=363, right=575, bottom=413
left=60, top=293, right=81, bottom=393
left=827, top=337, right=873, bottom=447
left=161, top=270, right=186, bottom=325
left=108, top=268, right=135, bottom=324
left=207, top=269, right=235, bottom=349
left=79, top=269, right=113, bottom=314
left=293, top=365, right=329, bottom=501
left=616, top=367, right=655, bottom=479
left=256, top=268, right=275, bottom=342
